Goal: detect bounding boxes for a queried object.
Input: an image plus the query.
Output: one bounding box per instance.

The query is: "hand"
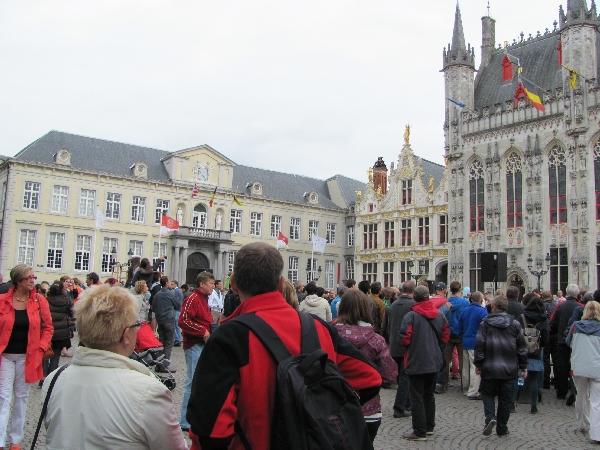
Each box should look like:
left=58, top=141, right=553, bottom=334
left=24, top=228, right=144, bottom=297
left=43, top=348, right=54, bottom=359
left=475, top=367, right=481, bottom=375
left=203, top=329, right=210, bottom=342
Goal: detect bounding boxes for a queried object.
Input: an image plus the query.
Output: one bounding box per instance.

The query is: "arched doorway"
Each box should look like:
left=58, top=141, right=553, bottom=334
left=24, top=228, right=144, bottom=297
left=186, top=252, right=210, bottom=285
left=508, top=273, right=525, bottom=300
left=192, top=204, right=207, bottom=228
left=435, top=260, right=448, bottom=284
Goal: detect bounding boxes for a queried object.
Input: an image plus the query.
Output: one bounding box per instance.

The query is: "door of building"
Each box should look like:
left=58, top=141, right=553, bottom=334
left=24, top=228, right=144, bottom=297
left=186, top=252, right=210, bottom=286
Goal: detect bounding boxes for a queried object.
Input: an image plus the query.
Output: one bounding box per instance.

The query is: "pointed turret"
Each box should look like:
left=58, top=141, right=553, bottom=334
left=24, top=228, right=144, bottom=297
left=560, top=0, right=599, bottom=28
left=443, top=4, right=475, bottom=69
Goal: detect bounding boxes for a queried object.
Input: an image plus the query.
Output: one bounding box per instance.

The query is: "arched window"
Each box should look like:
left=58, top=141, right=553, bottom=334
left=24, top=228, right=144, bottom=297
left=594, top=139, right=600, bottom=219
left=469, top=160, right=485, bottom=232
left=506, top=152, right=523, bottom=228
left=192, top=204, right=207, bottom=228
left=548, top=145, right=567, bottom=224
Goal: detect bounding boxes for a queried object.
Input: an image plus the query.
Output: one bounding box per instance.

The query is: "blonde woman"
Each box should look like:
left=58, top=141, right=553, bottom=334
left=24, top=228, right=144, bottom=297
left=280, top=279, right=299, bottom=310
left=567, top=300, right=600, bottom=444
left=42, top=285, right=187, bottom=450
left=132, top=280, right=151, bottom=322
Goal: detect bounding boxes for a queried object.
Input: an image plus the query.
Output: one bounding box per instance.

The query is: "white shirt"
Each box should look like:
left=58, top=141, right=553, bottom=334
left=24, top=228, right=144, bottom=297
left=208, top=289, right=225, bottom=311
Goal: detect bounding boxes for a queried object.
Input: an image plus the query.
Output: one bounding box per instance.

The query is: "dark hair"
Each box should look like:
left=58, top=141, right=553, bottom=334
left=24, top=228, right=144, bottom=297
left=160, top=276, right=169, bottom=287
left=337, top=290, right=372, bottom=325
left=315, top=286, right=325, bottom=297
left=357, top=280, right=371, bottom=294
left=48, top=282, right=64, bottom=297
left=345, top=279, right=356, bottom=289
left=370, top=281, right=382, bottom=295
left=232, top=243, right=283, bottom=296
left=525, top=296, right=545, bottom=314
left=214, top=280, right=222, bottom=285
left=506, top=286, right=520, bottom=301
left=304, top=282, right=318, bottom=296
left=86, top=272, right=99, bottom=284
left=449, top=280, right=461, bottom=294
left=196, top=271, right=215, bottom=285
left=337, top=286, right=346, bottom=296
left=139, top=258, right=151, bottom=269
left=181, top=284, right=189, bottom=292
left=594, top=290, right=600, bottom=302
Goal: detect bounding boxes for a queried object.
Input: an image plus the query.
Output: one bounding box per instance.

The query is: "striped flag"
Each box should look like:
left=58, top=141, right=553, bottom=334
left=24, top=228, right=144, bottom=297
left=514, top=81, right=544, bottom=112
left=208, top=187, right=217, bottom=207
left=191, top=183, right=199, bottom=199
left=447, top=98, right=465, bottom=109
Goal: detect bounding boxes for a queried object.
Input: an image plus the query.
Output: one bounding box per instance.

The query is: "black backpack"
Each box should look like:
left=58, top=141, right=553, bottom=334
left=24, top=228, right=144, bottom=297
left=234, top=311, right=373, bottom=450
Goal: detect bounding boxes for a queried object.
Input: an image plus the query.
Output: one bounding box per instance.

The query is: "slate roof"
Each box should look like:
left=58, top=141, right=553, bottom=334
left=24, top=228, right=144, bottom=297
left=14, top=131, right=363, bottom=210
left=328, top=175, right=366, bottom=206
left=474, top=30, right=600, bottom=109
left=420, top=158, right=445, bottom=188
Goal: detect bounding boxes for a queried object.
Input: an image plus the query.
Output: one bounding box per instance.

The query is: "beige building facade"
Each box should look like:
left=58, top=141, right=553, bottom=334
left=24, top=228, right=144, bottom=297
left=0, top=131, right=362, bottom=287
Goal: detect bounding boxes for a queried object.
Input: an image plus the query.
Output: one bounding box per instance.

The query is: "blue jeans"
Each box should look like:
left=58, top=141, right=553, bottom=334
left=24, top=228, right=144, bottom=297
left=173, top=311, right=182, bottom=344
left=180, top=343, right=204, bottom=428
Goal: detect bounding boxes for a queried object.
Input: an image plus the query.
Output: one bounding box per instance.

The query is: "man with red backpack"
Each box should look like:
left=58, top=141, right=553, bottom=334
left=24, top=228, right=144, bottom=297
left=186, top=242, right=382, bottom=450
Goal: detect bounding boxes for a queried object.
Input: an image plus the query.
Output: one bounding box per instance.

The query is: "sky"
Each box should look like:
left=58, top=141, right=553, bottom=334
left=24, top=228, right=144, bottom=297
left=0, top=0, right=562, bottom=182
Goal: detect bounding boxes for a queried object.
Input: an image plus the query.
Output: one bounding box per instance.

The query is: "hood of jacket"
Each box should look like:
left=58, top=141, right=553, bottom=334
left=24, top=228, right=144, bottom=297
left=303, top=294, right=325, bottom=307
left=334, top=323, right=376, bottom=350
left=412, top=300, right=441, bottom=319
left=574, top=319, right=600, bottom=336
left=72, top=346, right=152, bottom=376
left=485, top=312, right=514, bottom=329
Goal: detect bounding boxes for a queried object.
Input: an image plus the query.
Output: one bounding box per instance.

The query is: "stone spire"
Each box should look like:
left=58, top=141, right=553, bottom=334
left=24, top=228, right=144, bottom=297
left=560, top=0, right=599, bottom=28
left=443, top=3, right=475, bottom=69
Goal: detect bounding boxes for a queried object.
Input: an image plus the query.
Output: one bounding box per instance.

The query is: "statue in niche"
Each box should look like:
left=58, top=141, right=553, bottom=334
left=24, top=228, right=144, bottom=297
left=534, top=206, right=542, bottom=232
left=580, top=149, right=587, bottom=170
left=215, top=211, right=223, bottom=230
left=575, top=95, right=583, bottom=117
left=525, top=213, right=532, bottom=233
left=580, top=205, right=588, bottom=229
left=177, top=207, right=184, bottom=225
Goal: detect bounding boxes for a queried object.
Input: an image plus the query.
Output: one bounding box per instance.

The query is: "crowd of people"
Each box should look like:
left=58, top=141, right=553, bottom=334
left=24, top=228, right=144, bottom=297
left=0, top=247, right=599, bottom=448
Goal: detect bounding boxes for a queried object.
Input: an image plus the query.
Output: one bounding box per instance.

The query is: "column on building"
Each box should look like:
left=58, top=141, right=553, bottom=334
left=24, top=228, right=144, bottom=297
left=180, top=246, right=189, bottom=284
left=172, top=245, right=180, bottom=282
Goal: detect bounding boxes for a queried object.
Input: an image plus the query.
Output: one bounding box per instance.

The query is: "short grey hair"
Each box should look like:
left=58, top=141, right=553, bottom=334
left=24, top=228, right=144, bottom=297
left=401, top=279, right=416, bottom=294
left=565, top=284, right=580, bottom=298
left=414, top=285, right=430, bottom=302
left=470, top=291, right=484, bottom=304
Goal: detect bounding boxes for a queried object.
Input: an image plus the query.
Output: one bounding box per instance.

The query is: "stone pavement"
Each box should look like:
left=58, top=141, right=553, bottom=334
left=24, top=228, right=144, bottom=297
left=18, top=345, right=593, bottom=450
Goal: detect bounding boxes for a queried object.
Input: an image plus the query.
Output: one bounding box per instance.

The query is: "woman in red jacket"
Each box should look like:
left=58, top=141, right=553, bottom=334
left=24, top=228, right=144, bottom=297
left=0, top=264, right=53, bottom=450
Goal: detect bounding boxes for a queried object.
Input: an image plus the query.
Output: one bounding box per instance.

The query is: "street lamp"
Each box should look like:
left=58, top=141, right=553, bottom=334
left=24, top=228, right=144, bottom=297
left=313, top=265, right=323, bottom=282
left=527, top=252, right=551, bottom=291
left=407, top=261, right=423, bottom=282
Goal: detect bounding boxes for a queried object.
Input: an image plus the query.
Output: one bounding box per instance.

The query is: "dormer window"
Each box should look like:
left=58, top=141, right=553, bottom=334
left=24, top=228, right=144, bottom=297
left=131, top=162, right=148, bottom=178
left=54, top=149, right=71, bottom=166
left=304, top=191, right=318, bottom=204
left=252, top=182, right=263, bottom=195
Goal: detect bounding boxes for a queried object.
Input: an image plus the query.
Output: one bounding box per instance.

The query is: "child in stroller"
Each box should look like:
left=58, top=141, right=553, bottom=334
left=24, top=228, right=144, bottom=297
left=130, top=321, right=176, bottom=391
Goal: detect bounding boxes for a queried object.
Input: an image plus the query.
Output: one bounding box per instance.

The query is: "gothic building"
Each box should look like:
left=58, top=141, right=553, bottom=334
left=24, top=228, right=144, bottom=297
left=444, top=1, right=600, bottom=293
left=354, top=133, right=448, bottom=287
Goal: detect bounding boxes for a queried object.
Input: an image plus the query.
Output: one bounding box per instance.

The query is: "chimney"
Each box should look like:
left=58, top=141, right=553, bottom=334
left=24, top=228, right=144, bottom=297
left=480, top=15, right=496, bottom=70
left=372, top=157, right=388, bottom=195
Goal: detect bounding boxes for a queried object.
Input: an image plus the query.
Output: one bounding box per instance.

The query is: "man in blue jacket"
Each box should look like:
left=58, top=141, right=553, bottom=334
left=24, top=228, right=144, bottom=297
left=436, top=280, right=470, bottom=393
left=457, top=291, right=488, bottom=399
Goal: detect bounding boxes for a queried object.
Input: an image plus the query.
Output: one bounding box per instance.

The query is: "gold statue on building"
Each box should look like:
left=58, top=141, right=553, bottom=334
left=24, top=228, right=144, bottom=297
left=404, top=124, right=410, bottom=145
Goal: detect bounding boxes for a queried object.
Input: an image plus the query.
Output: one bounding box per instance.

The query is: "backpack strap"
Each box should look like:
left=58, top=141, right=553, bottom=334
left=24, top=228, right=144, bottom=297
left=298, top=311, right=321, bottom=354
left=234, top=314, right=291, bottom=363
left=521, top=314, right=530, bottom=328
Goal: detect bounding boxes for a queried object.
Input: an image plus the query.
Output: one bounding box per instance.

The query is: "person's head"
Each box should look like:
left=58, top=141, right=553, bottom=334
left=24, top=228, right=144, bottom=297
left=293, top=281, right=304, bottom=292
left=75, top=285, right=141, bottom=355
left=337, top=290, right=372, bottom=325
left=470, top=291, right=484, bottom=305
left=370, top=281, right=382, bottom=296
left=337, top=286, right=346, bottom=298
left=73, top=277, right=83, bottom=287
left=541, top=290, right=553, bottom=301
left=139, top=258, right=150, bottom=270
left=280, top=279, right=299, bottom=309
left=413, top=285, right=430, bottom=303
left=582, top=301, right=600, bottom=321
left=181, top=284, right=189, bottom=293
left=525, top=296, right=545, bottom=314
left=357, top=280, right=371, bottom=295
left=60, top=275, right=74, bottom=290
left=196, top=271, right=216, bottom=295
left=315, top=286, right=325, bottom=298
left=231, top=243, right=283, bottom=299
left=506, top=285, right=519, bottom=302
left=557, top=290, right=564, bottom=298
left=134, top=280, right=148, bottom=294
left=172, top=280, right=179, bottom=288
left=382, top=287, right=396, bottom=302
left=491, top=295, right=508, bottom=313
left=48, top=281, right=64, bottom=297
left=345, top=279, right=356, bottom=289
left=214, top=280, right=223, bottom=291
left=35, top=283, right=46, bottom=296
left=435, top=282, right=447, bottom=296
left=401, top=279, right=416, bottom=296
left=40, top=281, right=50, bottom=291
left=449, top=280, right=461, bottom=295
left=462, top=286, right=471, bottom=298
left=105, top=278, right=118, bottom=286
left=10, top=264, right=36, bottom=291
left=582, top=291, right=594, bottom=304
left=304, top=282, right=318, bottom=296
left=159, top=276, right=169, bottom=287
left=566, top=284, right=580, bottom=298
left=86, top=272, right=99, bottom=286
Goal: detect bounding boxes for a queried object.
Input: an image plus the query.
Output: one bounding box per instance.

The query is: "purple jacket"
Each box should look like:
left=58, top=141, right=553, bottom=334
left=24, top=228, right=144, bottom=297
left=335, top=322, right=398, bottom=416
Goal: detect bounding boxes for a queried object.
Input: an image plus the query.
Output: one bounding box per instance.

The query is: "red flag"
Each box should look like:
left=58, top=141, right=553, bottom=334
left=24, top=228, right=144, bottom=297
left=191, top=183, right=199, bottom=199
left=557, top=39, right=562, bottom=66
left=514, top=81, right=527, bottom=107
left=502, top=55, right=513, bottom=81
left=276, top=231, right=289, bottom=249
left=160, top=214, right=180, bottom=234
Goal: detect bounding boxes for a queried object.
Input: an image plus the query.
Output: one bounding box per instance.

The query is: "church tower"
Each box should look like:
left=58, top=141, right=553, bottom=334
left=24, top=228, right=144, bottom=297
left=560, top=0, right=599, bottom=84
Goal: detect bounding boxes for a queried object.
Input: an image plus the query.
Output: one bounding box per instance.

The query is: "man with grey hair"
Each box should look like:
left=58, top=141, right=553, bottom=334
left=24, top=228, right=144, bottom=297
left=399, top=285, right=450, bottom=441
left=550, top=283, right=581, bottom=399
left=475, top=295, right=527, bottom=437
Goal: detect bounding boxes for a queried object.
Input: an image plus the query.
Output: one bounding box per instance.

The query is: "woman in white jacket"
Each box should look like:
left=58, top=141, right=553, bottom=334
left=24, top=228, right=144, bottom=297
left=42, top=284, right=187, bottom=450
left=566, top=300, right=600, bottom=445
left=298, top=282, right=332, bottom=322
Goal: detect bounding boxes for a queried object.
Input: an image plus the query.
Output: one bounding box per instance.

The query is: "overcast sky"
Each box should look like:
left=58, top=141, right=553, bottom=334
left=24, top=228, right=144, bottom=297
left=0, top=1, right=562, bottom=181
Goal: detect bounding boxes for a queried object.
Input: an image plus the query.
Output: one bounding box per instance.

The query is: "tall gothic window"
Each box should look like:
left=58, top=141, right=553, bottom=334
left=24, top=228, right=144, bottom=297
left=469, top=160, right=485, bottom=232
left=594, top=140, right=600, bottom=219
left=550, top=247, right=568, bottom=294
left=506, top=152, right=523, bottom=228
left=548, top=145, right=567, bottom=224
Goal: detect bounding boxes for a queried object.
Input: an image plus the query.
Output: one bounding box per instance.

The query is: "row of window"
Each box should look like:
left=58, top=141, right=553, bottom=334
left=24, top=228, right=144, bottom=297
left=362, top=260, right=431, bottom=287
left=285, top=257, right=353, bottom=289
left=361, top=216, right=448, bottom=250
left=17, top=229, right=167, bottom=273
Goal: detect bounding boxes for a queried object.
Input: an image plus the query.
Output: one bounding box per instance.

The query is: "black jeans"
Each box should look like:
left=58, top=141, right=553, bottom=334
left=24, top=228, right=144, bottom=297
left=529, top=370, right=543, bottom=409
left=157, top=320, right=175, bottom=369
left=366, top=420, right=381, bottom=442
left=543, top=342, right=555, bottom=387
left=393, top=356, right=411, bottom=413
left=408, top=373, right=436, bottom=437
left=480, top=378, right=515, bottom=435
left=439, top=336, right=461, bottom=388
left=554, top=344, right=572, bottom=398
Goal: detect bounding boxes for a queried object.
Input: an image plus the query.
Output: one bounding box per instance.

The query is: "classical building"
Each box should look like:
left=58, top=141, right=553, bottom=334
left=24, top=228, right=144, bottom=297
left=0, top=131, right=363, bottom=286
left=444, top=1, right=600, bottom=293
left=354, top=133, right=448, bottom=287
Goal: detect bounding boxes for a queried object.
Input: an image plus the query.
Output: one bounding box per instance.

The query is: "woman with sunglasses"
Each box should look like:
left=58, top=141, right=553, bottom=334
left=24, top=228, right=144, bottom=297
left=0, top=264, right=53, bottom=450
left=42, top=284, right=187, bottom=450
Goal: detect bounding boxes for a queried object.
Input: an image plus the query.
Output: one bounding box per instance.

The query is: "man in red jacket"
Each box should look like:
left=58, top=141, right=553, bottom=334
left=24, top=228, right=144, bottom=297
left=178, top=271, right=214, bottom=431
left=187, top=243, right=382, bottom=450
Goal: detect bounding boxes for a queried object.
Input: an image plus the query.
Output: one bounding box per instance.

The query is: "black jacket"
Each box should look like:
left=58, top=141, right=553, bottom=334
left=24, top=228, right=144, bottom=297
left=507, top=299, right=524, bottom=326
left=550, top=297, right=580, bottom=345
left=47, top=292, right=74, bottom=343
left=223, top=290, right=241, bottom=317
left=474, top=312, right=528, bottom=380
left=388, top=294, right=416, bottom=358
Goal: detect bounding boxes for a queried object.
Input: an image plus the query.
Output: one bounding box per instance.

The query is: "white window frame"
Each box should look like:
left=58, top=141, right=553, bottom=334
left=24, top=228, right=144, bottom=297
left=383, top=261, right=394, bottom=287
left=46, top=232, right=65, bottom=269
left=193, top=204, right=208, bottom=228
left=345, top=258, right=354, bottom=281
left=250, top=212, right=263, bottom=236
left=153, top=242, right=167, bottom=273
left=23, top=181, right=40, bottom=210
left=79, top=189, right=96, bottom=217
left=308, top=220, right=319, bottom=242
left=288, top=256, right=299, bottom=283
left=17, top=229, right=36, bottom=266
left=129, top=240, right=144, bottom=257
left=74, top=235, right=92, bottom=272
left=51, top=185, right=69, bottom=214
left=270, top=215, right=282, bottom=238
left=362, top=262, right=377, bottom=283
left=228, top=251, right=237, bottom=273
left=326, top=223, right=336, bottom=244
left=131, top=196, right=146, bottom=223
left=290, top=217, right=300, bottom=240
left=347, top=225, right=354, bottom=247
left=307, top=258, right=319, bottom=283
left=155, top=199, right=170, bottom=224
left=106, top=192, right=121, bottom=220
left=101, top=237, right=118, bottom=273
left=325, top=260, right=335, bottom=289
left=230, top=209, right=242, bottom=234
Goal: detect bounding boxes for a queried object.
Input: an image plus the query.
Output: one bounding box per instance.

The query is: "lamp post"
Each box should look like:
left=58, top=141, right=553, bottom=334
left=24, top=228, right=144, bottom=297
left=527, top=253, right=551, bottom=291
left=313, top=266, right=323, bottom=282
left=407, top=261, right=423, bottom=282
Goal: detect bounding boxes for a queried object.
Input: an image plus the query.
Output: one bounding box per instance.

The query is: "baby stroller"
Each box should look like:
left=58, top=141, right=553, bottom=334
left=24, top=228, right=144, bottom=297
left=130, top=322, right=176, bottom=391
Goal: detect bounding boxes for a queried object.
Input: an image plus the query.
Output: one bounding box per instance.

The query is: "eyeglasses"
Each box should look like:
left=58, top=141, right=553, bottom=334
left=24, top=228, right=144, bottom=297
left=21, top=275, right=37, bottom=281
left=121, top=320, right=143, bottom=341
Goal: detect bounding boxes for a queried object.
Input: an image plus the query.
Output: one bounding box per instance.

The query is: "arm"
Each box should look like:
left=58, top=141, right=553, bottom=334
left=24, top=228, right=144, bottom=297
left=515, top=322, right=528, bottom=370
left=179, top=296, right=210, bottom=338
left=325, top=303, right=332, bottom=322
left=399, top=313, right=414, bottom=349
left=473, top=321, right=487, bottom=368
left=373, top=337, right=398, bottom=383
left=565, top=323, right=576, bottom=348
left=38, top=295, right=54, bottom=351
left=143, top=383, right=189, bottom=450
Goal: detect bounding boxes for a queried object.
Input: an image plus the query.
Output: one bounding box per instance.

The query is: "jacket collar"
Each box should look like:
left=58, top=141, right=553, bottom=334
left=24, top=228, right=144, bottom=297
left=223, top=291, right=290, bottom=322
left=72, top=347, right=153, bottom=376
